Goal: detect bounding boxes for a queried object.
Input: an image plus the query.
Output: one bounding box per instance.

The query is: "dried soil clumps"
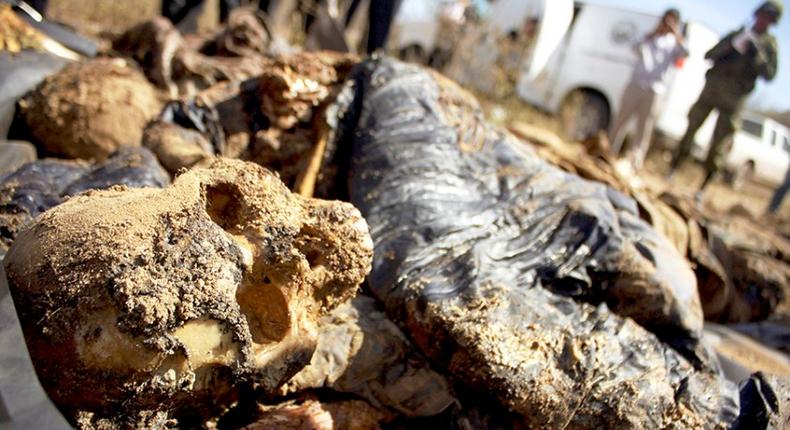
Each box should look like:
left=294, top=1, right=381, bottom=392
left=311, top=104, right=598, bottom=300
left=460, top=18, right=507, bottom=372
left=3, top=158, right=372, bottom=425
left=20, top=59, right=161, bottom=161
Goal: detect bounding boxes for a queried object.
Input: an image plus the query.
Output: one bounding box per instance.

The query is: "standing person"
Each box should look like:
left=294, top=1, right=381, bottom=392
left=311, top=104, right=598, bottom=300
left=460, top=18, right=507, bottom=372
left=668, top=1, right=781, bottom=195
left=767, top=165, right=790, bottom=214
left=339, top=0, right=401, bottom=54
left=609, top=9, right=688, bottom=171
left=366, top=0, right=400, bottom=53
left=162, top=0, right=241, bottom=33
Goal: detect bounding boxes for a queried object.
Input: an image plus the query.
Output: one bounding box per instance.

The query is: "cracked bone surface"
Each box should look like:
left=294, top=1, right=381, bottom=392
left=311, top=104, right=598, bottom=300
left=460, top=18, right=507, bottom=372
left=3, top=158, right=373, bottom=423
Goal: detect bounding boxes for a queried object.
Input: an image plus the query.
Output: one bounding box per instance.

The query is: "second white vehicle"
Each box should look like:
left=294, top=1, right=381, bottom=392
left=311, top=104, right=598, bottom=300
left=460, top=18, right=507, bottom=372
left=694, top=114, right=790, bottom=187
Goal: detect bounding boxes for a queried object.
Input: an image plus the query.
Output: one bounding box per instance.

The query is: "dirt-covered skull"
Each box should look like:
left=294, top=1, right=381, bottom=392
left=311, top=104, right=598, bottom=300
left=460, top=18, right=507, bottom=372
left=4, top=158, right=373, bottom=422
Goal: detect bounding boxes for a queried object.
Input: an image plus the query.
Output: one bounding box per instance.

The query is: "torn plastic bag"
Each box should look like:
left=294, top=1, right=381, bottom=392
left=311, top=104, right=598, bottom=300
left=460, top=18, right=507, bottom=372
left=0, top=147, right=169, bottom=254
left=341, top=58, right=745, bottom=428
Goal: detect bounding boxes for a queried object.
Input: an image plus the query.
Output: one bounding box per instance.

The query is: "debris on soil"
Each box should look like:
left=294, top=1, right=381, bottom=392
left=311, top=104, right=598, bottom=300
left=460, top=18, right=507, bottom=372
left=282, top=295, right=457, bottom=417
left=191, top=51, right=357, bottom=194
left=0, top=147, right=168, bottom=255
left=20, top=59, right=162, bottom=161
left=113, top=9, right=280, bottom=97
left=3, top=158, right=373, bottom=426
left=243, top=398, right=390, bottom=430
left=200, top=8, right=273, bottom=58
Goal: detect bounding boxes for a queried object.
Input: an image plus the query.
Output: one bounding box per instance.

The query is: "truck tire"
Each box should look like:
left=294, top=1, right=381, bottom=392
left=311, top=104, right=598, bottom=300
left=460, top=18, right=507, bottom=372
left=399, top=44, right=426, bottom=65
left=560, top=90, right=610, bottom=142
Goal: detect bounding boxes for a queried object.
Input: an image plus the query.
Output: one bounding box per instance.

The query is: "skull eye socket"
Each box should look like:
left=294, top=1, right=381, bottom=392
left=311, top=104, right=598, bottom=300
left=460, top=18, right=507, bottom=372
left=237, top=280, right=290, bottom=345
left=205, top=183, right=246, bottom=231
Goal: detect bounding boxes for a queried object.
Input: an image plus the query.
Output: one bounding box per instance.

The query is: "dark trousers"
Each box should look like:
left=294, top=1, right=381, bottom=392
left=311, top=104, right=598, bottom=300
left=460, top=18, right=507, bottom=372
left=671, top=84, right=741, bottom=188
left=27, top=0, right=48, bottom=15
left=162, top=0, right=242, bottom=25
left=768, top=168, right=790, bottom=214
left=366, top=0, right=399, bottom=54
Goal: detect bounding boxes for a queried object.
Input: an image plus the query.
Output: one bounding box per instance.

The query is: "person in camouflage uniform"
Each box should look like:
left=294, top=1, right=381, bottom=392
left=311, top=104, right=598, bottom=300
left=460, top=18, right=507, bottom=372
left=669, top=0, right=781, bottom=192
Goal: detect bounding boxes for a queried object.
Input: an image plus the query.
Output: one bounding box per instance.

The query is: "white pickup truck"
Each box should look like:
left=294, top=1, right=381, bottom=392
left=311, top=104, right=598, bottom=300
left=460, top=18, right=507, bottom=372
left=695, top=114, right=790, bottom=187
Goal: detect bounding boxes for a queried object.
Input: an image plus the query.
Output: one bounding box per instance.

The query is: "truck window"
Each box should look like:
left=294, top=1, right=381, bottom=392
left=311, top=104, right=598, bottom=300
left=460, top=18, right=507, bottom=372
left=783, top=136, right=790, bottom=154
left=741, top=119, right=763, bottom=138
left=770, top=130, right=778, bottom=147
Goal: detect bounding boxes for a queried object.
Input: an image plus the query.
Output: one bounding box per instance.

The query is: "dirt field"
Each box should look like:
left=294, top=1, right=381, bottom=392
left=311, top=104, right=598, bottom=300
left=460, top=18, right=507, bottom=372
left=47, top=0, right=790, bottom=222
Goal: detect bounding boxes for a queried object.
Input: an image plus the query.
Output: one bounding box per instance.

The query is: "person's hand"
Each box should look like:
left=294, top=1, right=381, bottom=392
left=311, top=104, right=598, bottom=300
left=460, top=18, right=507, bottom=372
left=670, top=22, right=682, bottom=37
left=667, top=20, right=685, bottom=44
left=754, top=43, right=769, bottom=65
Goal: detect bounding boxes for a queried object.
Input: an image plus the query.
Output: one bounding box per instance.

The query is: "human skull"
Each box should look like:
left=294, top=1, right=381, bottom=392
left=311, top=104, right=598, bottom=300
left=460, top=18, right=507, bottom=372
left=4, top=158, right=373, bottom=422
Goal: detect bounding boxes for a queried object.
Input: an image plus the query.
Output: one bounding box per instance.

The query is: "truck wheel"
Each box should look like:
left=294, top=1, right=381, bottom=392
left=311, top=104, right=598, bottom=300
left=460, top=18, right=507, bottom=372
left=560, top=90, right=610, bottom=142
left=399, top=44, right=426, bottom=64
left=728, top=161, right=755, bottom=191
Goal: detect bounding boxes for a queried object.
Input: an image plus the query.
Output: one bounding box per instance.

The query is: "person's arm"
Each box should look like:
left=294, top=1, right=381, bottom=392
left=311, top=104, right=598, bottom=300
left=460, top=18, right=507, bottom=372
left=632, top=30, right=656, bottom=55
left=705, top=30, right=738, bottom=61
left=756, top=37, right=778, bottom=81
left=671, top=22, right=689, bottom=58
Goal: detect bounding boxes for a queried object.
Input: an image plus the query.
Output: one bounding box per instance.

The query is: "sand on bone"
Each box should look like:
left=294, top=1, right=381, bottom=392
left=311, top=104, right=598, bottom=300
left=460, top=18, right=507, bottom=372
left=3, top=158, right=372, bottom=424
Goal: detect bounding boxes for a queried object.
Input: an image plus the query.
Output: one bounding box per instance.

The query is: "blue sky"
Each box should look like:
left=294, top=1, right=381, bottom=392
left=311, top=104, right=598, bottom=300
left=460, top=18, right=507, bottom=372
left=586, top=0, right=790, bottom=111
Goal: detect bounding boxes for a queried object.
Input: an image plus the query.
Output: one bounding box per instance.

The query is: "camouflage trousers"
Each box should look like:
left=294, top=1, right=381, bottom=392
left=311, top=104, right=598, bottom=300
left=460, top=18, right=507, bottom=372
left=672, top=86, right=743, bottom=177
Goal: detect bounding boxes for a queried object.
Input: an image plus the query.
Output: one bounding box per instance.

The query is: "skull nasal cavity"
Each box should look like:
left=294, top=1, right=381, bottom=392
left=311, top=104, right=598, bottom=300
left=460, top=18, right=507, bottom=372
left=206, top=183, right=245, bottom=231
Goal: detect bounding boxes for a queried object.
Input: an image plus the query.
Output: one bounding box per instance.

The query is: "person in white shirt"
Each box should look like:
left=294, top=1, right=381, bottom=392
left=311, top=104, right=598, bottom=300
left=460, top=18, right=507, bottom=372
left=609, top=9, right=689, bottom=170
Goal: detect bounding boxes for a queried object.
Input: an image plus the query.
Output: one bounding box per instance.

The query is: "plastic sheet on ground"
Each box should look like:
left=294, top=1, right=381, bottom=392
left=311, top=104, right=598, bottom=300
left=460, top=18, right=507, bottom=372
left=341, top=57, right=749, bottom=428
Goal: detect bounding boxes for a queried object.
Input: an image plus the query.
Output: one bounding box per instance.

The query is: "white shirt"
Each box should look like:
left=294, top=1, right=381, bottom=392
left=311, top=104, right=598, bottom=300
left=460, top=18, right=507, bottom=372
left=631, top=33, right=689, bottom=94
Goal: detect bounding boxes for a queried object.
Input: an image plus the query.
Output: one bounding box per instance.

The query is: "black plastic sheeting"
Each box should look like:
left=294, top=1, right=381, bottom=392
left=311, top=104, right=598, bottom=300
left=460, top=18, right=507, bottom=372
left=340, top=58, right=782, bottom=428
left=159, top=99, right=226, bottom=155
left=0, top=147, right=169, bottom=252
